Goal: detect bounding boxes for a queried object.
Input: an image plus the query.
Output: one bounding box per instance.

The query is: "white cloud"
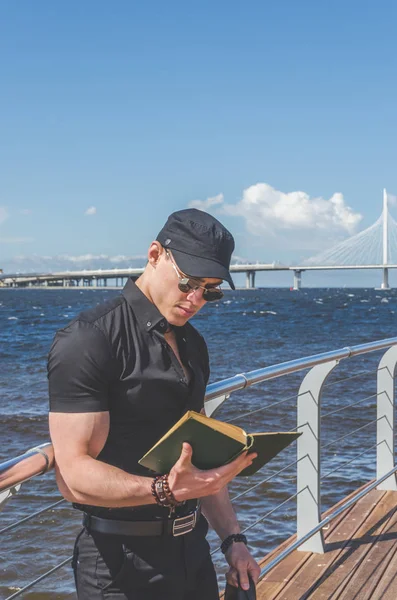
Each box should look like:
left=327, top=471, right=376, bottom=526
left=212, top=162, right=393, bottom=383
left=109, top=254, right=147, bottom=263
left=2, top=253, right=147, bottom=273
left=230, top=254, right=250, bottom=264
left=19, top=209, right=32, bottom=215
left=188, top=193, right=224, bottom=211
left=84, top=206, right=97, bottom=216
left=58, top=253, right=146, bottom=264
left=0, top=207, right=9, bottom=225
left=221, top=183, right=362, bottom=236
left=65, top=253, right=108, bottom=262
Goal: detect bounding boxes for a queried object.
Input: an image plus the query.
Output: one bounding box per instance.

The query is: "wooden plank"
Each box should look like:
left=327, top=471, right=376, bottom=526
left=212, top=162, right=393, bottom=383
left=329, top=491, right=397, bottom=600
left=370, top=541, right=397, bottom=599
left=220, top=482, right=395, bottom=600
left=256, top=489, right=372, bottom=600
left=256, top=507, right=350, bottom=600
left=257, top=481, right=371, bottom=570
left=269, top=489, right=385, bottom=600
left=256, top=582, right=283, bottom=599
left=335, top=491, right=397, bottom=600
left=309, top=490, right=397, bottom=600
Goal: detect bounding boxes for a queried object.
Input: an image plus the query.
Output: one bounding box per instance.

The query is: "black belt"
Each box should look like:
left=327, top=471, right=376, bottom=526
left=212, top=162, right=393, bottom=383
left=83, top=505, right=201, bottom=537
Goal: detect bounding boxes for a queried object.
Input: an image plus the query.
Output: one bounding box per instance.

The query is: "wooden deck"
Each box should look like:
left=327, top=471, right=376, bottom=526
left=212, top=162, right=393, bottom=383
left=222, top=488, right=397, bottom=599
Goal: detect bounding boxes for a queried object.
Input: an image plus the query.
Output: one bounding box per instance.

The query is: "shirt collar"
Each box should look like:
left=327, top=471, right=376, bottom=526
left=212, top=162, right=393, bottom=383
left=122, top=278, right=169, bottom=334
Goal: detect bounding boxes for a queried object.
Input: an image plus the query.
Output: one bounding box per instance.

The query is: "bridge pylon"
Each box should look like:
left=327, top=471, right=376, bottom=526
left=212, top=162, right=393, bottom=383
left=379, top=189, right=391, bottom=290
left=380, top=267, right=390, bottom=290
left=293, top=270, right=303, bottom=291
left=245, top=270, right=256, bottom=289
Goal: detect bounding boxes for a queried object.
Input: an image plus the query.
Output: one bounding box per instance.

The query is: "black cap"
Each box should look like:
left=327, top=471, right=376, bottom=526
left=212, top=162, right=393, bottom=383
left=156, top=208, right=235, bottom=289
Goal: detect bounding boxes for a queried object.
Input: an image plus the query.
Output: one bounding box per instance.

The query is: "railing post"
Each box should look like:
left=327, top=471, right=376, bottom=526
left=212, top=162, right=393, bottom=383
left=204, top=394, right=230, bottom=417
left=0, top=486, right=21, bottom=512
left=377, top=346, right=397, bottom=490
left=297, top=360, right=338, bottom=553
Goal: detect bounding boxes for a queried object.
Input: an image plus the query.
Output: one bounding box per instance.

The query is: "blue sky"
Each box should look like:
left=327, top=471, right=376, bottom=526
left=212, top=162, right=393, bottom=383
left=1, top=1, right=397, bottom=286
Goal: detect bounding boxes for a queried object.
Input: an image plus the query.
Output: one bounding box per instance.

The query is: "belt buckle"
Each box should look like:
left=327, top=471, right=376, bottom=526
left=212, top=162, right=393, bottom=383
left=172, top=510, right=197, bottom=537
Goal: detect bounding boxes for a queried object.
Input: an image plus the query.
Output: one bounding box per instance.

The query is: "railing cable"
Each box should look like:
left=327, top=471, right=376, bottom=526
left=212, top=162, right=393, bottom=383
left=5, top=555, right=73, bottom=600
left=231, top=457, right=303, bottom=502
left=242, top=489, right=303, bottom=534
left=259, top=462, right=397, bottom=580
left=322, top=368, right=376, bottom=388
left=322, top=417, right=382, bottom=449
left=211, top=488, right=304, bottom=556
left=225, top=370, right=381, bottom=427
left=322, top=392, right=378, bottom=418
left=321, top=442, right=379, bottom=480
left=225, top=393, right=297, bottom=424
left=0, top=498, right=66, bottom=536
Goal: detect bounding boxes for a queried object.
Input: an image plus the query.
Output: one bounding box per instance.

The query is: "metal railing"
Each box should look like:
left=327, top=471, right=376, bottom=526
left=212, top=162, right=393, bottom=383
left=1, top=336, right=397, bottom=598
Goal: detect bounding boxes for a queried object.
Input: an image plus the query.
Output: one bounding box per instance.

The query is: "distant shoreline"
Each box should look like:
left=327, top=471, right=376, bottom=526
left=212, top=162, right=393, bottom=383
left=0, top=285, right=124, bottom=290
left=0, top=286, right=259, bottom=291
left=0, top=285, right=392, bottom=291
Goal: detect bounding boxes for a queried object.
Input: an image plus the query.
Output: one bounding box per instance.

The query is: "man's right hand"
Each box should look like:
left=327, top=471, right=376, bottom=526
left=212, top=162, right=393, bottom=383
left=168, top=443, right=257, bottom=502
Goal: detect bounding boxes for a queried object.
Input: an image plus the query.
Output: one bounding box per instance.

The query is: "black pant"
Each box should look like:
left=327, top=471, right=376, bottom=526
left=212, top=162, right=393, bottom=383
left=72, top=515, right=219, bottom=599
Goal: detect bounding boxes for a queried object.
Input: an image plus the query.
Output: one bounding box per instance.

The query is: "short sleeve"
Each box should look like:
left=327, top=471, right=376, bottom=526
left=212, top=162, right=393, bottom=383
left=189, top=325, right=210, bottom=385
left=200, top=336, right=210, bottom=385
left=48, top=320, right=114, bottom=413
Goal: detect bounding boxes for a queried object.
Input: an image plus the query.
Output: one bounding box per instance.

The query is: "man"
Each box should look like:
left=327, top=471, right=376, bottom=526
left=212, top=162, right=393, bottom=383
left=48, top=208, right=260, bottom=599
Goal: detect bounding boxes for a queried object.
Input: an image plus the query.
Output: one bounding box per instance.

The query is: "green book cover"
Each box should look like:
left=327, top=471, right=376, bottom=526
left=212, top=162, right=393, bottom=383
left=138, top=411, right=301, bottom=476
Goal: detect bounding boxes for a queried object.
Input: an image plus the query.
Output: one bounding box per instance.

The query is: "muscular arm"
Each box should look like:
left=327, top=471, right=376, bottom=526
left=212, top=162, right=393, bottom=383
left=201, top=486, right=261, bottom=589
left=48, top=320, right=255, bottom=508
left=201, top=486, right=240, bottom=539
left=50, top=414, right=256, bottom=508
left=49, top=411, right=155, bottom=507
left=48, top=322, right=156, bottom=507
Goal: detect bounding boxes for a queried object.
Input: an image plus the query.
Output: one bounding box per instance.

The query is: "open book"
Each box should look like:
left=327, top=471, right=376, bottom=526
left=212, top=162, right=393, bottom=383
left=138, top=410, right=301, bottom=476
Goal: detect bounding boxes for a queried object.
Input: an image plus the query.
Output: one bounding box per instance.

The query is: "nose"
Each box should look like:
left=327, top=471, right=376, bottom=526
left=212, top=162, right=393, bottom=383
left=186, top=287, right=206, bottom=302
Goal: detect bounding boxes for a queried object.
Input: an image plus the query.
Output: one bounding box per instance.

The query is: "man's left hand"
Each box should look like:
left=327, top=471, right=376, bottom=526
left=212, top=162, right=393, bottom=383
left=225, top=542, right=261, bottom=591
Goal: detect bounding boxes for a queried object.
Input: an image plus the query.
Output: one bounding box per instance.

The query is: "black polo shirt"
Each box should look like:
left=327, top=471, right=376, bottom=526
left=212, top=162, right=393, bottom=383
left=48, top=278, right=209, bottom=519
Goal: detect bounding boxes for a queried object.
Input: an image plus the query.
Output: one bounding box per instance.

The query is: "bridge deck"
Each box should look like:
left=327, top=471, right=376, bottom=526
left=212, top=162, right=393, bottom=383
left=221, top=488, right=397, bottom=599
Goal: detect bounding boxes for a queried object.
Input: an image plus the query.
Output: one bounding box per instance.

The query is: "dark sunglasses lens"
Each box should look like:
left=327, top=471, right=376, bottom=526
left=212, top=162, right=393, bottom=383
left=178, top=282, right=191, bottom=294
left=203, top=289, right=224, bottom=302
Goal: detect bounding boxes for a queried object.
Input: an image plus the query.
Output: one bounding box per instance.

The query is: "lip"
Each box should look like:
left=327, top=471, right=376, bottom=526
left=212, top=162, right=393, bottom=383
left=177, top=305, right=196, bottom=316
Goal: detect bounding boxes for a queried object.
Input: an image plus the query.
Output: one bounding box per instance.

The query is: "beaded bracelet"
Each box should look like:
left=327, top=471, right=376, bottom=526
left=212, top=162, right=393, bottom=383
left=220, top=533, right=248, bottom=555
left=162, top=474, right=185, bottom=507
left=151, top=474, right=185, bottom=509
left=151, top=475, right=172, bottom=507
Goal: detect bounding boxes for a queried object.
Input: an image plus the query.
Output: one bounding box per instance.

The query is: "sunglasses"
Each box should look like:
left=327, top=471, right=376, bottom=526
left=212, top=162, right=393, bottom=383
left=165, top=250, right=224, bottom=302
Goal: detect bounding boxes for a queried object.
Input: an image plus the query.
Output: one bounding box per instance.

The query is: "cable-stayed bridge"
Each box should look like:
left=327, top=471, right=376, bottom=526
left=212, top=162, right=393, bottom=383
left=1, top=190, right=397, bottom=290
left=303, top=188, right=397, bottom=289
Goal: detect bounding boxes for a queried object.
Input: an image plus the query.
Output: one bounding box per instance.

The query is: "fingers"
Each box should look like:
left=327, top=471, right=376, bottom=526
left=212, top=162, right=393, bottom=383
left=170, top=445, right=257, bottom=500
left=226, top=567, right=239, bottom=588
left=218, top=451, right=257, bottom=479
left=237, top=450, right=257, bottom=467
left=176, top=442, right=193, bottom=465
left=226, top=567, right=251, bottom=591
left=235, top=450, right=257, bottom=465
left=248, top=561, right=261, bottom=586
left=238, top=573, right=250, bottom=591
left=226, top=547, right=261, bottom=590
left=250, top=565, right=261, bottom=585
left=230, top=566, right=256, bottom=591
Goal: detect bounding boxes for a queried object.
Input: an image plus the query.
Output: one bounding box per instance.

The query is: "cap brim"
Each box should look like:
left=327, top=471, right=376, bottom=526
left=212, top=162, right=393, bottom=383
left=171, top=249, right=235, bottom=290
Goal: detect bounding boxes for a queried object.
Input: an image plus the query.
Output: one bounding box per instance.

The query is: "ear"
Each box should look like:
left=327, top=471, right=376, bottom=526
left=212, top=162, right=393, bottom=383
left=147, top=242, right=163, bottom=267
